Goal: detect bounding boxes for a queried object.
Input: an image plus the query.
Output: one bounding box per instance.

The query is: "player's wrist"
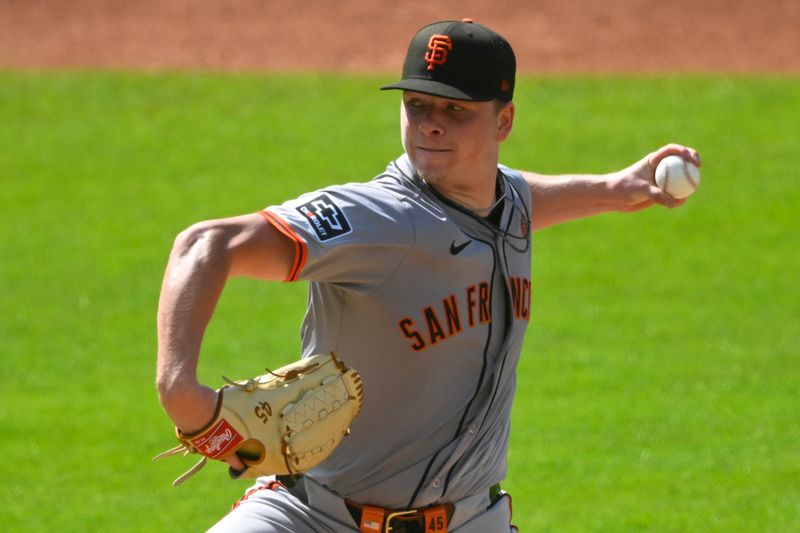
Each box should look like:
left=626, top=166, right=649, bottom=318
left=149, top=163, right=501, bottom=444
left=604, top=170, right=650, bottom=209
left=157, top=378, right=218, bottom=433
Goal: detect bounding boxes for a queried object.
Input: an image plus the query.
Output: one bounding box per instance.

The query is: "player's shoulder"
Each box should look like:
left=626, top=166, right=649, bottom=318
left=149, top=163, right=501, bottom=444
left=316, top=179, right=413, bottom=218
left=367, top=155, right=422, bottom=198
left=498, top=163, right=527, bottom=188
left=498, top=163, right=532, bottom=201
left=318, top=156, right=425, bottom=211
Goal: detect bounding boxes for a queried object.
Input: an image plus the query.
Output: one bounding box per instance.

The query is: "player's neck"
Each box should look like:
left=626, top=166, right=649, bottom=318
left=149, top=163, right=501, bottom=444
left=425, top=166, right=500, bottom=217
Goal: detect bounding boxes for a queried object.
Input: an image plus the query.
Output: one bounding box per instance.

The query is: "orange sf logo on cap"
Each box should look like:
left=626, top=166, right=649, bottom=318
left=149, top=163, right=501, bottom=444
left=425, top=35, right=453, bottom=71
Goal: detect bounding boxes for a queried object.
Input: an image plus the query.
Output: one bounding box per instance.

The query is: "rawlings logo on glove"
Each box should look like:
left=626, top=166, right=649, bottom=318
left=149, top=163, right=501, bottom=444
left=194, top=420, right=243, bottom=458
left=154, top=353, right=364, bottom=486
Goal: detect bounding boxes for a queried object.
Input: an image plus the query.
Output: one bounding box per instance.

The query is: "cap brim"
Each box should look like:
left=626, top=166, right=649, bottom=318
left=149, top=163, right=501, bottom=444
left=380, top=78, right=493, bottom=102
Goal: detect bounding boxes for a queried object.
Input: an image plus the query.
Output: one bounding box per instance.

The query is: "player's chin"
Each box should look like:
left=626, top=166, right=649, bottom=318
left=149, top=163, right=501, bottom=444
left=416, top=167, right=447, bottom=185
left=410, top=153, right=450, bottom=183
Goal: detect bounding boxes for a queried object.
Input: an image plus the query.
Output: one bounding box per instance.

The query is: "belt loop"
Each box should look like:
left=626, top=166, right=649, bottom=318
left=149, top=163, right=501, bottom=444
left=423, top=506, right=448, bottom=532
left=359, top=505, right=385, bottom=533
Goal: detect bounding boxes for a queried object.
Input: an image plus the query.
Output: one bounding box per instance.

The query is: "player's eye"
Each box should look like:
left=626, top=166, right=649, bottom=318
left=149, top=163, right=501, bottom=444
left=448, top=104, right=465, bottom=112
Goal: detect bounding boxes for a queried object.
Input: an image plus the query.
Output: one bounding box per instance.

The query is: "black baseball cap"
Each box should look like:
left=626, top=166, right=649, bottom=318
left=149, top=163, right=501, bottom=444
left=381, top=18, right=516, bottom=102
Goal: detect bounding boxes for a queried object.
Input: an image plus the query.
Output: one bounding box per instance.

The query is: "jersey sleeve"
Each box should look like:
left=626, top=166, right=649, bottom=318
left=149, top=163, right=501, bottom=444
left=262, top=182, right=416, bottom=293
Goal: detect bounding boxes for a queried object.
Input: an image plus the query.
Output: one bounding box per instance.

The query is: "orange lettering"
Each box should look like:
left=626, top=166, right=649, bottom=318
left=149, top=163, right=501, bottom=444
left=522, top=278, right=531, bottom=319
left=425, top=35, right=453, bottom=71
left=509, top=276, right=532, bottom=321
left=509, top=277, right=521, bottom=319
left=478, top=282, right=491, bottom=324
left=399, top=318, right=426, bottom=351
left=466, top=285, right=477, bottom=327
left=442, top=294, right=462, bottom=335
left=424, top=306, right=446, bottom=345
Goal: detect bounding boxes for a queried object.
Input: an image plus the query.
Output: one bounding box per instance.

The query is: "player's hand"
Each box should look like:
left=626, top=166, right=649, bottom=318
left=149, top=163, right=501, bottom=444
left=612, top=143, right=701, bottom=212
left=159, top=380, right=246, bottom=472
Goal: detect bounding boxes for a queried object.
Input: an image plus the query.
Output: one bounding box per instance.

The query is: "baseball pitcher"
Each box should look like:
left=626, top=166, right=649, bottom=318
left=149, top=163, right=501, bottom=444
left=155, top=18, right=701, bottom=533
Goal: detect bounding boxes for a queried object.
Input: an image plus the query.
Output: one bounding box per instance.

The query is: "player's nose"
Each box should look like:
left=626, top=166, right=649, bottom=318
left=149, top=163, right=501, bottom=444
left=417, top=109, right=445, bottom=137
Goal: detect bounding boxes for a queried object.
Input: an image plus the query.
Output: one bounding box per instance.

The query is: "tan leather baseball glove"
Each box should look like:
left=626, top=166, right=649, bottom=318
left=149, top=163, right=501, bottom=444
left=155, top=353, right=363, bottom=486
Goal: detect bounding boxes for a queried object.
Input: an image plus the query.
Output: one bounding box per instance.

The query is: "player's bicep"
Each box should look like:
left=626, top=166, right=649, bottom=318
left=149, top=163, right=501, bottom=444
left=219, top=213, right=298, bottom=281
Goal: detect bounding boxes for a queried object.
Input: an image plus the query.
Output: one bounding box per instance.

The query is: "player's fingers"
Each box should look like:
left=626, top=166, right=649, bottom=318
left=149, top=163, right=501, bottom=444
left=649, top=185, right=684, bottom=208
left=617, top=198, right=654, bottom=212
left=224, top=453, right=247, bottom=471
left=689, top=148, right=702, bottom=166
left=677, top=145, right=701, bottom=166
left=660, top=195, right=687, bottom=208
left=649, top=143, right=701, bottom=168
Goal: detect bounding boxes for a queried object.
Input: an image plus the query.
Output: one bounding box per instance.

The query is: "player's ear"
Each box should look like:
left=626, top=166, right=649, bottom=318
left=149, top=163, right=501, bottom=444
left=495, top=101, right=515, bottom=142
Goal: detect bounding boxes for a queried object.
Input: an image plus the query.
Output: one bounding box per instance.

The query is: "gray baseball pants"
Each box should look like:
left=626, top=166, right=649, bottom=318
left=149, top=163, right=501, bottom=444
left=208, top=476, right=517, bottom=532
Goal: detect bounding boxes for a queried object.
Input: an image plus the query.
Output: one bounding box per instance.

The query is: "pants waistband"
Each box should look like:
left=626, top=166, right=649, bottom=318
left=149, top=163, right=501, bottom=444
left=345, top=484, right=501, bottom=533
left=301, top=475, right=502, bottom=533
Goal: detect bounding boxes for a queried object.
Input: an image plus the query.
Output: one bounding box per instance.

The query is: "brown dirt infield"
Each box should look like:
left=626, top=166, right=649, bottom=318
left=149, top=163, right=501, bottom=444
left=1, top=0, right=798, bottom=73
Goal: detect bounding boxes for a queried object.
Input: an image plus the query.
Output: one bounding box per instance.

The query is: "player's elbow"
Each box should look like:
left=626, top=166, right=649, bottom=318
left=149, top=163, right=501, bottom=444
left=155, top=370, right=194, bottom=406
left=172, top=221, right=219, bottom=255
left=170, top=221, right=234, bottom=271
left=155, top=370, right=178, bottom=402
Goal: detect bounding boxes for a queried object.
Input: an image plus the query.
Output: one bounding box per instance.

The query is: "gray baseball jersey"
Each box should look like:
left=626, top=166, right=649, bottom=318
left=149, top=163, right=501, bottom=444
left=263, top=153, right=532, bottom=510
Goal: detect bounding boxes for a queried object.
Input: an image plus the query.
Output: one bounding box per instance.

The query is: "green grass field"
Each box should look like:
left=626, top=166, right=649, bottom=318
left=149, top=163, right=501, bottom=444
left=1, top=72, right=798, bottom=531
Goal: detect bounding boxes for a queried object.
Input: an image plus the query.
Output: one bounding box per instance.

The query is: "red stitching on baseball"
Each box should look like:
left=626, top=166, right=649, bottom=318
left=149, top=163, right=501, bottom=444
left=682, top=160, right=699, bottom=189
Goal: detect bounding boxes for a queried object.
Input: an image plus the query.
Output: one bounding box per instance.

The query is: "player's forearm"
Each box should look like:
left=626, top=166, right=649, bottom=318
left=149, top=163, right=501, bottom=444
left=156, top=224, right=231, bottom=415
left=524, top=171, right=621, bottom=230
left=525, top=146, right=700, bottom=230
left=156, top=215, right=297, bottom=430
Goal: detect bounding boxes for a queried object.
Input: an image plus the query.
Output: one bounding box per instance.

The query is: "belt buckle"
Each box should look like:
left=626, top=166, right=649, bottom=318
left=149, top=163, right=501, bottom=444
left=384, top=509, right=418, bottom=533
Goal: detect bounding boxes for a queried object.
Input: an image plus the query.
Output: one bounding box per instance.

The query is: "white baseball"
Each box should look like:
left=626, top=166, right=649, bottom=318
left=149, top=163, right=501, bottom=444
left=655, top=155, right=700, bottom=199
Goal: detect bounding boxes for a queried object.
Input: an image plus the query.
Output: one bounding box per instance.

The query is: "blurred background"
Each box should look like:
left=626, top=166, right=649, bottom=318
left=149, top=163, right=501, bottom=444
left=1, top=0, right=799, bottom=73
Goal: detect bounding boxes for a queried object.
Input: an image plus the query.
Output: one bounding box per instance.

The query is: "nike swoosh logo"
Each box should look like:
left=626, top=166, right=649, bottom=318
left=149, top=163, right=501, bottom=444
left=450, top=240, right=472, bottom=255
